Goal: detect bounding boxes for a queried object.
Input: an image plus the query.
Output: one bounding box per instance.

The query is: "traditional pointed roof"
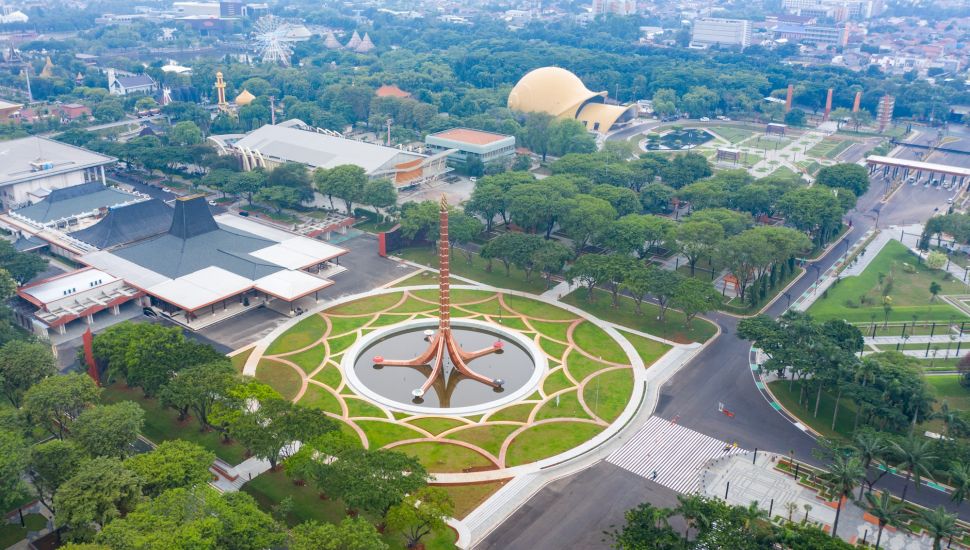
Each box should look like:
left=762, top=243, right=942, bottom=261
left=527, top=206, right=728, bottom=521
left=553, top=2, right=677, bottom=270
left=40, top=56, right=54, bottom=78
left=375, top=84, right=410, bottom=99
left=323, top=31, right=341, bottom=49
left=235, top=89, right=255, bottom=106
left=346, top=30, right=362, bottom=49
left=355, top=32, right=375, bottom=53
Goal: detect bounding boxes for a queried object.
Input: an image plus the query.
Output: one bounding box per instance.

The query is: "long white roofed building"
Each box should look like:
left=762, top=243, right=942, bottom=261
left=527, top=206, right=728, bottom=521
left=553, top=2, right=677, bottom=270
left=210, top=120, right=453, bottom=188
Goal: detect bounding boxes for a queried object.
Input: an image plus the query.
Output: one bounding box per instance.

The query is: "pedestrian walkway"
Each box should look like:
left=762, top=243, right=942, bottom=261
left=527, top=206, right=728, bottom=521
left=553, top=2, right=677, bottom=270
left=606, top=416, right=744, bottom=493
left=701, top=453, right=934, bottom=548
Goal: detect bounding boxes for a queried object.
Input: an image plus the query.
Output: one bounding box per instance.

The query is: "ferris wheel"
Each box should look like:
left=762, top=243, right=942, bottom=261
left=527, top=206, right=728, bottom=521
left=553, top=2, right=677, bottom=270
left=252, top=16, right=293, bottom=67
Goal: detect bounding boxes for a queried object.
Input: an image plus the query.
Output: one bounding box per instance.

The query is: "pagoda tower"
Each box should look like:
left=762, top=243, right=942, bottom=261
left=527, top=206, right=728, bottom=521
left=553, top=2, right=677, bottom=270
left=215, top=71, right=229, bottom=112
left=373, top=196, right=504, bottom=399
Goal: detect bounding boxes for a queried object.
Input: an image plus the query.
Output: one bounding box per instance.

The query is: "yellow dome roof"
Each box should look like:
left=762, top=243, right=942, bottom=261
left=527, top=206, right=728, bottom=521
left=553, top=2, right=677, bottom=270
left=235, top=89, right=255, bottom=106
left=507, top=67, right=604, bottom=118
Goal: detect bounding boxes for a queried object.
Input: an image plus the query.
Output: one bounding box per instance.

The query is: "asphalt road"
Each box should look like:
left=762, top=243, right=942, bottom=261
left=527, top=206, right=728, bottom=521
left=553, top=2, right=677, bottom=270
left=479, top=464, right=686, bottom=550
left=483, top=126, right=970, bottom=548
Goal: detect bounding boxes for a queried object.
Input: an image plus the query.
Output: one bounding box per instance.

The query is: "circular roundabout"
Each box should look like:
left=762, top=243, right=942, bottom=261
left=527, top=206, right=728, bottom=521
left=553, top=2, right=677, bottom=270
left=245, top=285, right=654, bottom=477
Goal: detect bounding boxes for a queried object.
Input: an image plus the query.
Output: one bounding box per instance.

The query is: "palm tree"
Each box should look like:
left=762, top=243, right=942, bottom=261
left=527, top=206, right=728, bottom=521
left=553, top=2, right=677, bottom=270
left=673, top=493, right=708, bottom=542
left=819, top=454, right=865, bottom=538
left=892, top=436, right=936, bottom=503
left=863, top=491, right=904, bottom=549
left=853, top=430, right=888, bottom=497
left=931, top=400, right=968, bottom=438
left=921, top=505, right=958, bottom=550
left=949, top=461, right=970, bottom=511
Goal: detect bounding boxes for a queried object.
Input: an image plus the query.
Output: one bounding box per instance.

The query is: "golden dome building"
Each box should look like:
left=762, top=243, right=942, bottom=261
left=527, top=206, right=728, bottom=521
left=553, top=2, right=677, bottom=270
left=507, top=67, right=637, bottom=134
left=234, top=89, right=256, bottom=107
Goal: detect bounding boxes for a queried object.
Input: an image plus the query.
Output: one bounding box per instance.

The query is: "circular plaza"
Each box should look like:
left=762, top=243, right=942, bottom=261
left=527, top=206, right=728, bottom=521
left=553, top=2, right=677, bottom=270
left=243, top=284, right=667, bottom=477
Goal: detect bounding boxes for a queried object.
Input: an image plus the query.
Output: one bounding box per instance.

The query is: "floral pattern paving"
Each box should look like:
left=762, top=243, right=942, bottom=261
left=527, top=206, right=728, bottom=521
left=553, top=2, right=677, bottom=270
left=253, top=289, right=639, bottom=473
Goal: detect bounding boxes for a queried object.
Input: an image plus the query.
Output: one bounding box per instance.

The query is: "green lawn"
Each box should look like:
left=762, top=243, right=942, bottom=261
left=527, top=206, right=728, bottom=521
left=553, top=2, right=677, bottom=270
left=397, top=247, right=549, bottom=294
left=22, top=513, right=46, bottom=531
left=266, top=315, right=326, bottom=355
left=101, top=382, right=248, bottom=464
left=708, top=125, right=756, bottom=144
left=563, top=288, right=717, bottom=344
left=389, top=269, right=439, bottom=288
left=618, top=331, right=671, bottom=367
left=0, top=523, right=26, bottom=548
left=437, top=480, right=508, bottom=520
left=243, top=469, right=457, bottom=549
left=807, top=240, right=968, bottom=323
left=927, top=375, right=970, bottom=409
left=255, top=359, right=303, bottom=401
left=230, top=347, right=254, bottom=373
left=768, top=380, right=857, bottom=439
left=504, top=422, right=604, bottom=466
left=769, top=165, right=801, bottom=180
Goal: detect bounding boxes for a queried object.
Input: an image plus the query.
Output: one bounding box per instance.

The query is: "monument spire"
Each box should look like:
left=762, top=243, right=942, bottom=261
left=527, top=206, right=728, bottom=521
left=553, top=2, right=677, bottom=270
left=373, top=195, right=504, bottom=401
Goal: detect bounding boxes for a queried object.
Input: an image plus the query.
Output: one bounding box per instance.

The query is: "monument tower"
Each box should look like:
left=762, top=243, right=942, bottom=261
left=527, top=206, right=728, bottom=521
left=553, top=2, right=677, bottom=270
left=373, top=196, right=504, bottom=399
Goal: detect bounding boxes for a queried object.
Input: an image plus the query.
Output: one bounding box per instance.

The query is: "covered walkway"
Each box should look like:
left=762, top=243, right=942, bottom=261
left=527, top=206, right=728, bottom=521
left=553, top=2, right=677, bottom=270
left=865, top=155, right=970, bottom=187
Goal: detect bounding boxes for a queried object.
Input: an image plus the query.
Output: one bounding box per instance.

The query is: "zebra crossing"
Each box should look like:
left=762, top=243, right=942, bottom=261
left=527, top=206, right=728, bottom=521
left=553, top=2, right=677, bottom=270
left=606, top=416, right=746, bottom=494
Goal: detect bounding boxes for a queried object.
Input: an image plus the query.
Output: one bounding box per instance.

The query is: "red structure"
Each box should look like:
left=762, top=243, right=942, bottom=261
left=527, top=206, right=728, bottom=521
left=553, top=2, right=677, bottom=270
left=823, top=88, right=834, bottom=121
left=82, top=327, right=100, bottom=386
left=784, top=84, right=794, bottom=113
left=373, top=196, right=504, bottom=399
left=852, top=91, right=862, bottom=113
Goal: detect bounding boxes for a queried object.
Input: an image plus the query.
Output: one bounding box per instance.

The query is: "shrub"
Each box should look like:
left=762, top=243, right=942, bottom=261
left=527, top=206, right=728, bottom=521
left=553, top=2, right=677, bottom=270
left=843, top=299, right=860, bottom=309
left=926, top=251, right=947, bottom=270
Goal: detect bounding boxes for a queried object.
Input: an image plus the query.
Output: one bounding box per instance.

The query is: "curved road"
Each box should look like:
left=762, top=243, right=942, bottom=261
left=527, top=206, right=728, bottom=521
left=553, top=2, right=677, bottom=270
left=481, top=129, right=970, bottom=549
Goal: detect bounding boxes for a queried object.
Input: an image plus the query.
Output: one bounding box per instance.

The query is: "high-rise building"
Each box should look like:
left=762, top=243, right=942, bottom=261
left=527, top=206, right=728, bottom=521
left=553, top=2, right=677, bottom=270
left=591, top=0, right=636, bottom=16
left=219, top=0, right=243, bottom=17
left=691, top=18, right=751, bottom=49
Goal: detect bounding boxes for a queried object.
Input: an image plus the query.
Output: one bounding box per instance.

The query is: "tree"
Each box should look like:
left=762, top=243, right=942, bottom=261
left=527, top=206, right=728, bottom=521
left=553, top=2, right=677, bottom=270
left=673, top=220, right=723, bottom=276
left=784, top=109, right=806, bottom=126
left=464, top=155, right=485, bottom=177
left=892, top=435, right=935, bottom=502
left=566, top=253, right=610, bottom=300
left=465, top=182, right=508, bottom=232
left=316, top=448, right=429, bottom=517
left=0, top=340, right=57, bottom=407
left=267, top=161, right=312, bottom=200
left=619, top=264, right=651, bottom=314
left=23, top=372, right=101, bottom=439
left=0, top=238, right=48, bottom=284
left=521, top=113, right=553, bottom=161
left=226, top=170, right=267, bottom=205
left=72, top=402, right=145, bottom=459
left=671, top=278, right=720, bottom=328
left=363, top=178, right=397, bottom=218
left=863, top=491, right=904, bottom=550
left=169, top=121, right=203, bottom=146
left=921, top=506, right=958, bottom=550
left=591, top=184, right=641, bottom=217
left=92, top=99, right=124, bottom=122
left=606, top=502, right=681, bottom=550
left=652, top=88, right=678, bottom=117
left=640, top=183, right=675, bottom=213
left=647, top=268, right=684, bottom=322
left=257, top=185, right=303, bottom=214
left=290, top=518, right=388, bottom=550
left=55, top=458, right=142, bottom=531
left=559, top=194, right=616, bottom=254
left=929, top=281, right=943, bottom=302
left=28, top=439, right=85, bottom=514
left=950, top=461, right=970, bottom=512
left=605, top=214, right=673, bottom=259
left=230, top=399, right=337, bottom=469
left=0, top=429, right=29, bottom=515
left=673, top=493, right=709, bottom=543
left=816, top=164, right=870, bottom=197
left=386, top=486, right=454, bottom=548
left=819, top=454, right=865, bottom=538
left=96, top=486, right=285, bottom=550
left=531, top=240, right=572, bottom=287
left=159, top=361, right=236, bottom=430
left=124, top=440, right=215, bottom=497
left=316, top=165, right=367, bottom=215
left=777, top=186, right=845, bottom=247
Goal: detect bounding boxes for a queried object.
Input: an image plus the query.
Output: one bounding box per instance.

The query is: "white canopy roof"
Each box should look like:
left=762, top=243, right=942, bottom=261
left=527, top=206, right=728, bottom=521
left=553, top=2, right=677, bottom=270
left=82, top=250, right=171, bottom=290
left=249, top=237, right=346, bottom=270
left=147, top=266, right=252, bottom=311
left=255, top=270, right=333, bottom=301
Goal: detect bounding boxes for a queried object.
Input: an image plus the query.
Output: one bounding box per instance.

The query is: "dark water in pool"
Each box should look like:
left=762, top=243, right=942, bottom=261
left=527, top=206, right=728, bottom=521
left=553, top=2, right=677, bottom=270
left=354, top=327, right=535, bottom=408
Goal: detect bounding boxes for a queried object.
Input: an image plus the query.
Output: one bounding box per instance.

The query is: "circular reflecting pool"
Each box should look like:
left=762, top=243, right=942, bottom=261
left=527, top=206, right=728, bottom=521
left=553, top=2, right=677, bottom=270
left=353, top=326, right=536, bottom=409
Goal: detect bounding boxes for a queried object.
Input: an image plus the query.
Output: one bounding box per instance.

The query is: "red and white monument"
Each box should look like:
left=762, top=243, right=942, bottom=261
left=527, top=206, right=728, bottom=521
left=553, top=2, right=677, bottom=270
left=373, top=196, right=504, bottom=399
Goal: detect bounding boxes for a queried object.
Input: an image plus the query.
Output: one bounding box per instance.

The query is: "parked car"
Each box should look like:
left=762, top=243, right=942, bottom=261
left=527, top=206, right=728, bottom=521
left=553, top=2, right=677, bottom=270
left=699, top=117, right=710, bottom=122
left=239, top=211, right=250, bottom=217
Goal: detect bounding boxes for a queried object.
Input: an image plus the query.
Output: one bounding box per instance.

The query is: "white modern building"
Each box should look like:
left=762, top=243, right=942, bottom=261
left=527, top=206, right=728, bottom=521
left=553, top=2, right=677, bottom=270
left=211, top=120, right=454, bottom=189
left=0, top=137, right=116, bottom=211
left=691, top=18, right=752, bottom=49
left=425, top=128, right=515, bottom=169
